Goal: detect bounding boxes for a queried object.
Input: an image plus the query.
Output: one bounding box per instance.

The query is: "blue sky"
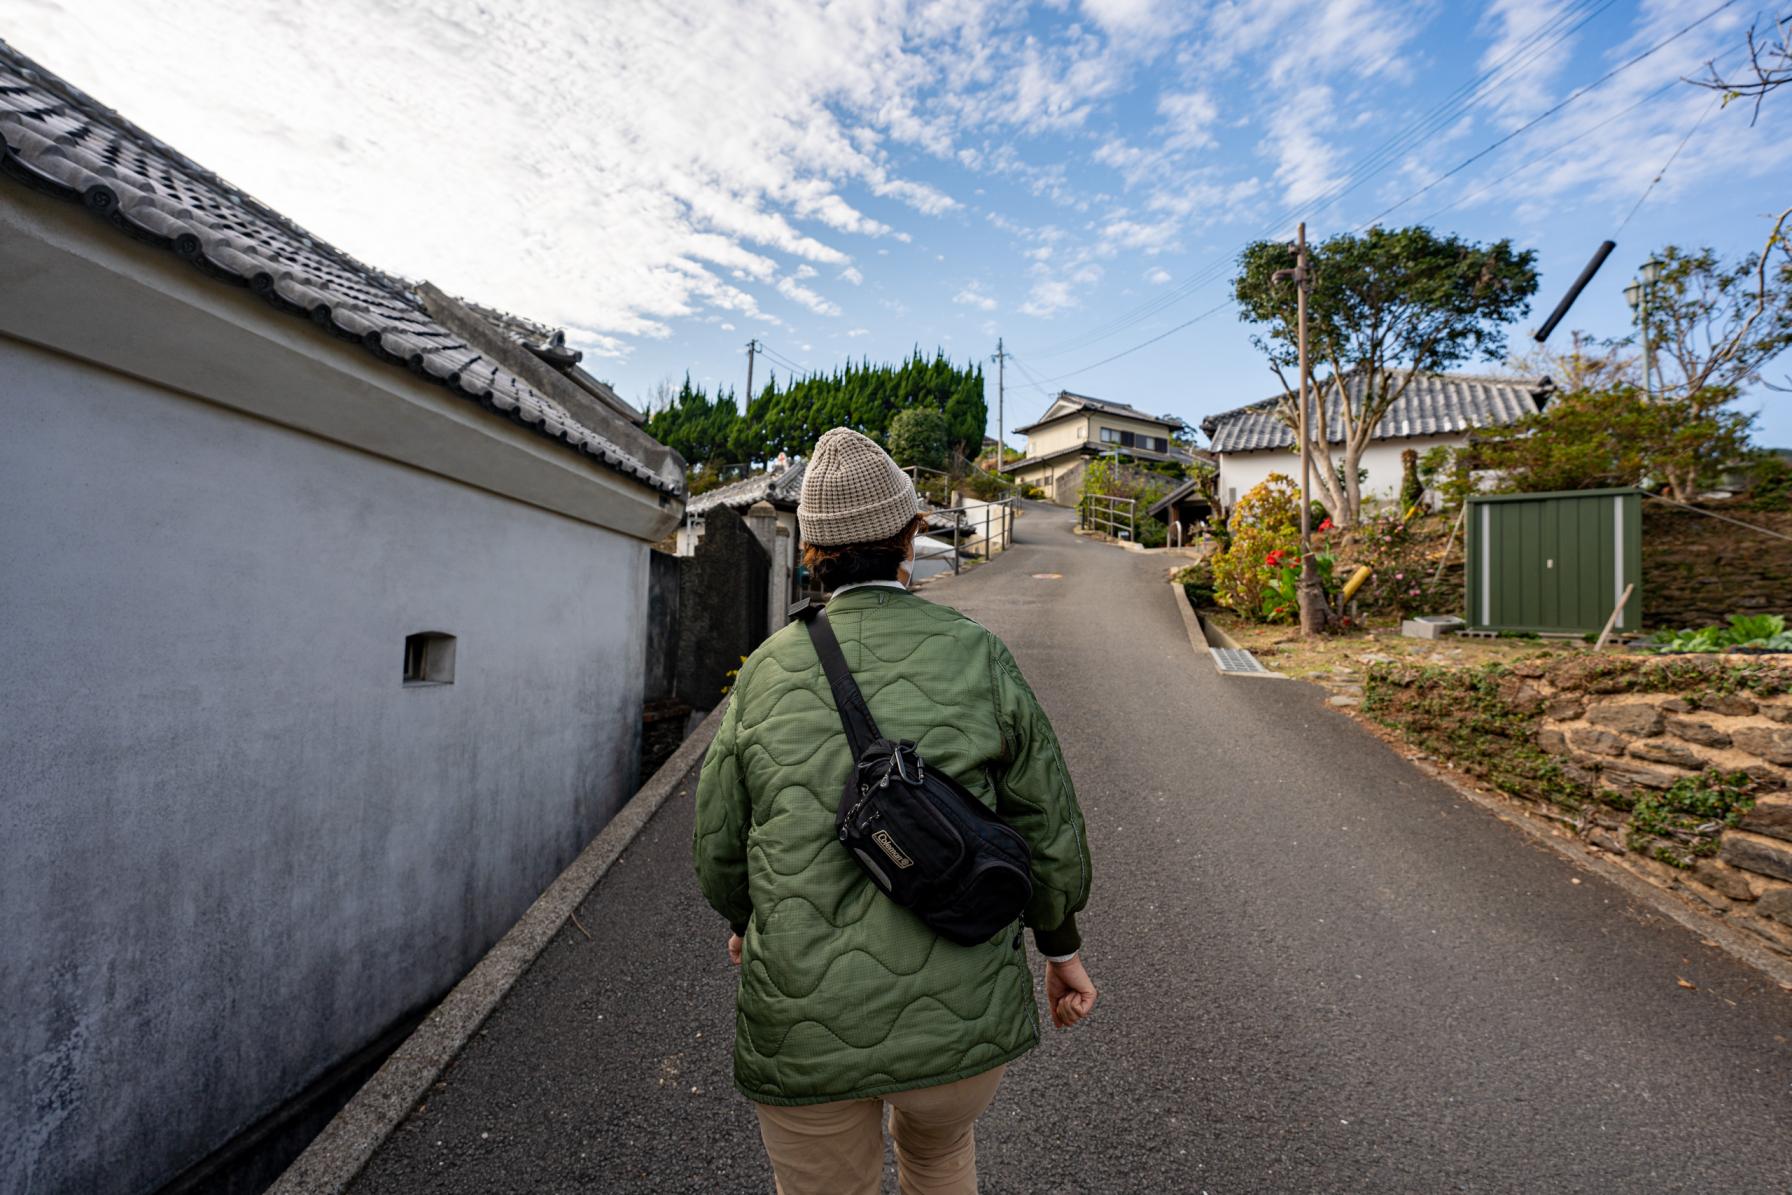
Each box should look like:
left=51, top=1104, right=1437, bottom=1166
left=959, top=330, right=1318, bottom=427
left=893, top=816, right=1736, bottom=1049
left=10, top=0, right=1791, bottom=445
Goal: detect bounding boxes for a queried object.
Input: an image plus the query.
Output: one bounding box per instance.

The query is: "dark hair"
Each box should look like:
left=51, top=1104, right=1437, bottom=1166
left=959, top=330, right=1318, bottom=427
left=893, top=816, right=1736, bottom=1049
left=803, top=515, right=927, bottom=592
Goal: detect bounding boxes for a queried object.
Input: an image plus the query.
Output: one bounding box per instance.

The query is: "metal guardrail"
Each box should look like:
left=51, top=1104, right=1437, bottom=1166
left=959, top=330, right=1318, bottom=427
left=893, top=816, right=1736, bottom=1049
left=911, top=496, right=1021, bottom=578
left=1079, top=494, right=1137, bottom=542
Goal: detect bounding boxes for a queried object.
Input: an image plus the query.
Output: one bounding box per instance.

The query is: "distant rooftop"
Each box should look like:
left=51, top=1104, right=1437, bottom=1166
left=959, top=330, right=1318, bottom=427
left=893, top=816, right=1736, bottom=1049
left=1013, top=391, right=1179, bottom=435
left=1200, top=372, right=1551, bottom=454
left=685, top=459, right=807, bottom=516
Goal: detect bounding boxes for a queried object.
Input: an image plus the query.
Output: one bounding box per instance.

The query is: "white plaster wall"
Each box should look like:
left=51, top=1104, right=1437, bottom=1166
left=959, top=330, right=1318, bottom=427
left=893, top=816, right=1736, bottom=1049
left=1217, top=434, right=1466, bottom=510
left=0, top=338, right=649, bottom=1195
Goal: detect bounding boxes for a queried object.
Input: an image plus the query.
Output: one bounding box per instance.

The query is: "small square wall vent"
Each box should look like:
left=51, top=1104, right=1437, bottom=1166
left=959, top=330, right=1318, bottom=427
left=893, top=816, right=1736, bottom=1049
left=403, top=632, right=456, bottom=685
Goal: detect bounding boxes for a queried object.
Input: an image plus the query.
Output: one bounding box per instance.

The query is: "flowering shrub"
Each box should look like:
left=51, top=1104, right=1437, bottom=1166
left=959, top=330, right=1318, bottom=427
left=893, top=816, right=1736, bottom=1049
left=1213, top=474, right=1300, bottom=618
left=1259, top=549, right=1337, bottom=623
left=1228, top=471, right=1302, bottom=533
left=1327, top=511, right=1457, bottom=619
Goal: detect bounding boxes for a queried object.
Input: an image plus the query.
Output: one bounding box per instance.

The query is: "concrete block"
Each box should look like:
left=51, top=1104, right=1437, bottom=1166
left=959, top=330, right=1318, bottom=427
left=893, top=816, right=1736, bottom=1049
left=1401, top=615, right=1464, bottom=640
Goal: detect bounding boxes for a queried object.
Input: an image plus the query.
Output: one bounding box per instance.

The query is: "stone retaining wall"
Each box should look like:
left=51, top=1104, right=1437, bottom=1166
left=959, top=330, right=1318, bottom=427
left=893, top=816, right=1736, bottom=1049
left=1367, top=654, right=1792, bottom=961
left=1640, top=500, right=1792, bottom=628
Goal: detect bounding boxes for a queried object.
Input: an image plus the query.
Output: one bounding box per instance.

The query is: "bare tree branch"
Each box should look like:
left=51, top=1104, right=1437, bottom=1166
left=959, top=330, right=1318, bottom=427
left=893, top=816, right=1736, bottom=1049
left=1691, top=15, right=1791, bottom=125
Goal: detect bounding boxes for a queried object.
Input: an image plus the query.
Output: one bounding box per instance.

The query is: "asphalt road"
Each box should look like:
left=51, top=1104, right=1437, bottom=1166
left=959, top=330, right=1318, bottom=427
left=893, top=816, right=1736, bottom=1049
left=353, top=503, right=1792, bottom=1194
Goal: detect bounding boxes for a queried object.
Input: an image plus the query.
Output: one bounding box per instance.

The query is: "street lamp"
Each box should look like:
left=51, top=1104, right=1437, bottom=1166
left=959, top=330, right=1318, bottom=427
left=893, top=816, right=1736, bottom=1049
left=1624, top=258, right=1664, bottom=400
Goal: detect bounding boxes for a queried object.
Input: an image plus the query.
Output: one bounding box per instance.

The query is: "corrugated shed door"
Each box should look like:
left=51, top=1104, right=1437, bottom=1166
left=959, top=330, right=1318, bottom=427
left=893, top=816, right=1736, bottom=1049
left=1466, top=490, right=1641, bottom=633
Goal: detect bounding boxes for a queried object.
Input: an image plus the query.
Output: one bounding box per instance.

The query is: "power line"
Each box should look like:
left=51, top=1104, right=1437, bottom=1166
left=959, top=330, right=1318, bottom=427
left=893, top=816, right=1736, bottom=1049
left=1023, top=0, right=1621, bottom=362
left=1617, top=90, right=1723, bottom=233
left=1024, top=298, right=1236, bottom=387
left=1351, top=0, right=1740, bottom=231
left=1014, top=0, right=1740, bottom=390
left=1412, top=76, right=1683, bottom=224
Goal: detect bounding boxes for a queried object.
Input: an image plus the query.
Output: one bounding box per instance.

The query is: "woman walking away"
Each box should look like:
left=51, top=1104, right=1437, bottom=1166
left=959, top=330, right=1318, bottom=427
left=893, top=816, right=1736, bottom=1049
left=694, top=427, right=1096, bottom=1195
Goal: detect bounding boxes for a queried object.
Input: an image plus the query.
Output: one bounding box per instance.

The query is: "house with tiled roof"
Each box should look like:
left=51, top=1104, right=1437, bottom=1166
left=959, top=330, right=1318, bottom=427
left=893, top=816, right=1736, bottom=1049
left=1009, top=390, right=1194, bottom=505
left=1199, top=371, right=1553, bottom=511
left=0, top=40, right=684, bottom=1195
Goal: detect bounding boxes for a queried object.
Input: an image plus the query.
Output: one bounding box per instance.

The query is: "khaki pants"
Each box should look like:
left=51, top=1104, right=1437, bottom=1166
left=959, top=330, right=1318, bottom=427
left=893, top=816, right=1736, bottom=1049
left=752, top=1065, right=1006, bottom=1195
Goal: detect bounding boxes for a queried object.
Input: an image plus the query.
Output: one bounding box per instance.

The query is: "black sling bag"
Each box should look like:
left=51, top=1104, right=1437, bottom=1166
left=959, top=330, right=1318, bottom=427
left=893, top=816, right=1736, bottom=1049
left=796, top=603, right=1033, bottom=947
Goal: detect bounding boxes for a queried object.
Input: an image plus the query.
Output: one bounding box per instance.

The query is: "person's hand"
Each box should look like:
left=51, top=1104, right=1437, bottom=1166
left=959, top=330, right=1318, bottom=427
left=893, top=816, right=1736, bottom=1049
left=728, top=933, right=743, bottom=966
left=1045, top=954, right=1097, bottom=1028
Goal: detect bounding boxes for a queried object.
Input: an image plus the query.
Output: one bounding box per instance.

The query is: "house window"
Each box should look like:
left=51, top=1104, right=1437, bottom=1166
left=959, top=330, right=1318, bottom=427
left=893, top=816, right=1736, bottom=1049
left=403, top=632, right=457, bottom=685
left=1099, top=427, right=1121, bottom=444
left=1152, top=436, right=1168, bottom=453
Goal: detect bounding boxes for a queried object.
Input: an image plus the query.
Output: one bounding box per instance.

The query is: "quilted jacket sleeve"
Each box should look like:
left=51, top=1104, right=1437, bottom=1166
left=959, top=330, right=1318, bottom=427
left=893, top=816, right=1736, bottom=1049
left=989, top=636, right=1092, bottom=957
left=693, top=687, right=753, bottom=935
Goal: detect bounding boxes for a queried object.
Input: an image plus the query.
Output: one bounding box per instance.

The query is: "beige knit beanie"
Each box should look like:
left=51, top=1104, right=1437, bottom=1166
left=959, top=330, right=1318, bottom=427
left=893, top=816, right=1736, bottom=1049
left=798, top=427, right=922, bottom=546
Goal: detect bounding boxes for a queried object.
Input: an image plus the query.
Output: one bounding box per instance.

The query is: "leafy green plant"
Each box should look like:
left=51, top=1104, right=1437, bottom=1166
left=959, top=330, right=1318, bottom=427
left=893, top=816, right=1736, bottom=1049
left=1646, top=614, right=1792, bottom=653
left=1464, top=383, right=1755, bottom=498
left=887, top=406, right=949, bottom=471
left=1749, top=454, right=1792, bottom=511
left=1626, top=770, right=1757, bottom=869
left=1258, top=549, right=1337, bottom=623
left=1213, top=474, right=1300, bottom=618
left=1173, top=561, right=1216, bottom=608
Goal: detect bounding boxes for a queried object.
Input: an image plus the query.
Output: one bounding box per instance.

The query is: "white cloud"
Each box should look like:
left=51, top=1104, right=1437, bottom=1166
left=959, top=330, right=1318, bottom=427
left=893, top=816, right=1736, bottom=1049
left=1145, top=266, right=1171, bottom=284
left=1020, top=261, right=1101, bottom=318
left=4, top=0, right=999, bottom=358
left=776, top=275, right=842, bottom=317
left=1021, top=277, right=1077, bottom=318
left=794, top=264, right=818, bottom=280
left=1157, top=90, right=1218, bottom=150
left=838, top=265, right=864, bottom=285
left=1474, top=0, right=1574, bottom=128
left=1265, top=84, right=1345, bottom=208
left=847, top=327, right=870, bottom=337
left=954, top=285, right=999, bottom=311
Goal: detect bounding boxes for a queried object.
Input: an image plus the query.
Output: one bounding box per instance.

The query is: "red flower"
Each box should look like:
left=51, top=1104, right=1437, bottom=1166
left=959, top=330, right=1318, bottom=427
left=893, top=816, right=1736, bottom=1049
left=1318, top=518, right=1333, bottom=532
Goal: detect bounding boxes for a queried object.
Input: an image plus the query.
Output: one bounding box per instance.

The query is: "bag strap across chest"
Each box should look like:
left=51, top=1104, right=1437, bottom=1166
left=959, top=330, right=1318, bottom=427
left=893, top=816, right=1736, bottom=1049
left=796, top=603, right=882, bottom=756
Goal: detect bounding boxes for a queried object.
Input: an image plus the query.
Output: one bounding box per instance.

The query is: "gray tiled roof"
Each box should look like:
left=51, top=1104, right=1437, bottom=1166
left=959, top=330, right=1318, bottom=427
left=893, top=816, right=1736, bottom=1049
left=686, top=460, right=807, bottom=516
left=0, top=41, right=677, bottom=495
left=1200, top=372, right=1549, bottom=454
left=1014, top=390, right=1177, bottom=434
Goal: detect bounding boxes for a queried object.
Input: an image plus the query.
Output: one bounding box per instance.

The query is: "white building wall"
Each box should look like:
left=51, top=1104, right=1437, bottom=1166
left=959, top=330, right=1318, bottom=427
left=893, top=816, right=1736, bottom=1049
left=0, top=337, right=650, bottom=1195
left=1217, top=434, right=1466, bottom=512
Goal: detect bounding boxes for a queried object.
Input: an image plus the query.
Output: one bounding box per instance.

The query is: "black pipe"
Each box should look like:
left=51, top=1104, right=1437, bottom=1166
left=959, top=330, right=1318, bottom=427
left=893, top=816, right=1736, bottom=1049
left=1534, top=240, right=1616, bottom=343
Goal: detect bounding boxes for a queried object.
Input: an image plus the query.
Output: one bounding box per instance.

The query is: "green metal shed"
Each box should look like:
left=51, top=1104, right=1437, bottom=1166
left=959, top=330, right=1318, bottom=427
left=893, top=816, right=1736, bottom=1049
left=1464, top=488, right=1642, bottom=634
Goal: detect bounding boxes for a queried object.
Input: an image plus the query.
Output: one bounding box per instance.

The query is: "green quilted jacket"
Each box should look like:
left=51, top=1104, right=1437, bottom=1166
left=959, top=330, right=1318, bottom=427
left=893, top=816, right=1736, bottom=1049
left=693, top=584, right=1091, bottom=1106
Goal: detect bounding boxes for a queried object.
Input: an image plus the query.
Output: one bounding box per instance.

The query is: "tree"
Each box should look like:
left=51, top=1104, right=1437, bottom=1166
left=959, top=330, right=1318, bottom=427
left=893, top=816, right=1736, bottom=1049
left=1693, top=14, right=1790, bottom=124
left=887, top=406, right=949, bottom=471
left=1234, top=225, right=1539, bottom=526
left=1505, top=329, right=1640, bottom=392
left=1641, top=221, right=1792, bottom=404
left=1634, top=219, right=1792, bottom=499
left=642, top=374, right=743, bottom=467
left=1464, top=384, right=1754, bottom=499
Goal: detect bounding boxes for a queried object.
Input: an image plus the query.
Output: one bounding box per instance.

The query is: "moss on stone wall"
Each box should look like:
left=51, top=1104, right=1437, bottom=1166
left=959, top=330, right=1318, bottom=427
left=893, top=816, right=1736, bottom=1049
left=1364, top=658, right=1589, bottom=809
left=1364, top=652, right=1792, bottom=958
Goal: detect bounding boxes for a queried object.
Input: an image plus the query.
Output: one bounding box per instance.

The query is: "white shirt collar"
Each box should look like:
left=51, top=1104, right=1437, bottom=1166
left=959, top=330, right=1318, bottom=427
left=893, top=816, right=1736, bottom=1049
left=829, top=579, right=909, bottom=598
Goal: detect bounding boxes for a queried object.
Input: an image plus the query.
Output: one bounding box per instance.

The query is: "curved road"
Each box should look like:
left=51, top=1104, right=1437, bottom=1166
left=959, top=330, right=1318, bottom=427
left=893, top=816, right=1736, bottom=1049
left=354, top=502, right=1792, bottom=1194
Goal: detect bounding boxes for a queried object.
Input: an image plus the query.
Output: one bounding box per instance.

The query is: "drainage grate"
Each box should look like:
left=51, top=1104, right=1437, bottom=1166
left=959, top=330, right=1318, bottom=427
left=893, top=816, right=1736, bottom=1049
left=1210, top=647, right=1271, bottom=675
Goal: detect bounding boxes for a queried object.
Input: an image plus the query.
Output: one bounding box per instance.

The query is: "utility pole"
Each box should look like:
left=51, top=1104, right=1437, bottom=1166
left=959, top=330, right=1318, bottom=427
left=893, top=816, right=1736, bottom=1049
left=990, top=337, right=1007, bottom=471
left=1275, top=223, right=1325, bottom=636
left=744, top=338, right=758, bottom=416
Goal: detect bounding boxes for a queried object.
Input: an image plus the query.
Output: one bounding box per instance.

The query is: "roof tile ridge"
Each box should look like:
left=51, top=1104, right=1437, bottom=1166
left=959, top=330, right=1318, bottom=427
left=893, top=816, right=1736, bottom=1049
left=0, top=38, right=411, bottom=304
